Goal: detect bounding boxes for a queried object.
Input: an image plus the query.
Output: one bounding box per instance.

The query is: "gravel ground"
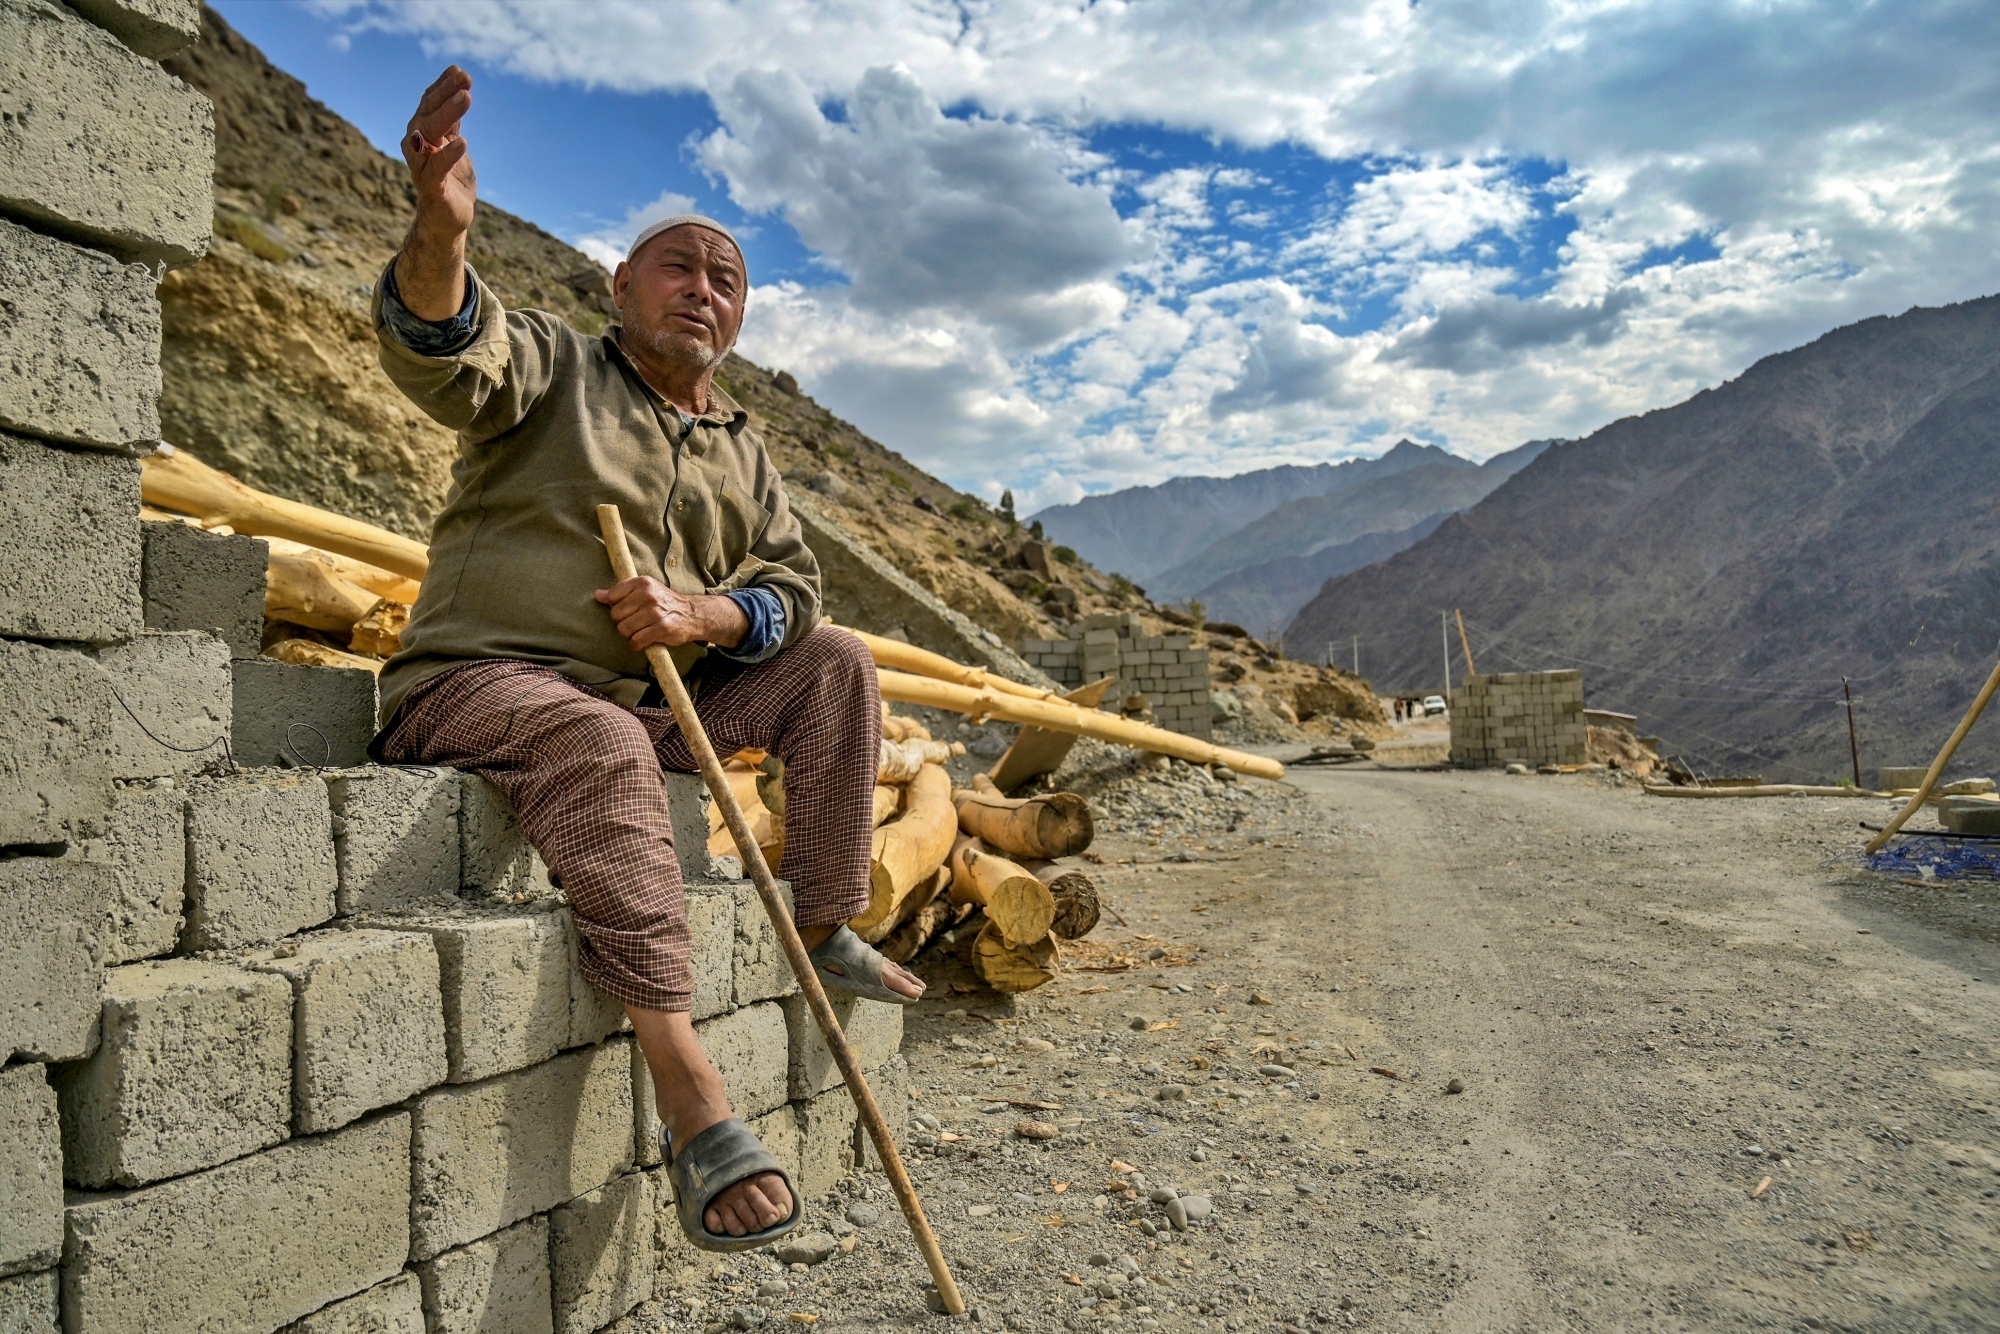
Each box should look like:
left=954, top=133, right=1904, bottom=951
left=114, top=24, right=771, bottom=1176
left=618, top=762, right=2000, bottom=1333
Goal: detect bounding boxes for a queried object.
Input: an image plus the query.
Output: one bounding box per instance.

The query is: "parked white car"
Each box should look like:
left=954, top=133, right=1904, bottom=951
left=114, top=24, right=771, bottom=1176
left=1422, top=694, right=1448, bottom=716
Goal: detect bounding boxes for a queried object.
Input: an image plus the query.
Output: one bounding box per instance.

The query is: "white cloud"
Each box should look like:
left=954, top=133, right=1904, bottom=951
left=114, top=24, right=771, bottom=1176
left=570, top=188, right=698, bottom=271
left=317, top=0, right=2000, bottom=496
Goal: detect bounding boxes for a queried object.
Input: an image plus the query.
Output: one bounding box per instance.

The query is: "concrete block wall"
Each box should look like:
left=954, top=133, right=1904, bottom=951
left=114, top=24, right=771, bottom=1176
left=1448, top=669, right=1588, bottom=768
left=0, top=6, right=911, bottom=1328
left=1020, top=611, right=1213, bottom=740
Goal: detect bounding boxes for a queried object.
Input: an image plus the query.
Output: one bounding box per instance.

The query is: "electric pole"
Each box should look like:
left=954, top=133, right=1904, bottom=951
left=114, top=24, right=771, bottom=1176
left=1352, top=634, right=1359, bottom=676
left=1441, top=610, right=1451, bottom=695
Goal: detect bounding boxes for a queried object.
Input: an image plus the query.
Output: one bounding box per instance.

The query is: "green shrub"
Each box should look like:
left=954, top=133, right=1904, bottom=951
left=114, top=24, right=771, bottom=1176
left=1053, top=545, right=1078, bottom=565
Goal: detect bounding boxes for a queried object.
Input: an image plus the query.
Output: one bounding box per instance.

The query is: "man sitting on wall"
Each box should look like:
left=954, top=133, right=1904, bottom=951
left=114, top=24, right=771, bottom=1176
left=369, top=66, right=923, bottom=1253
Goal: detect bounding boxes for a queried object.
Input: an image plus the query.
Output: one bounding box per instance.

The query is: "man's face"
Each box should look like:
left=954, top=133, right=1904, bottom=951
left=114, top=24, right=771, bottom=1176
left=614, top=226, right=746, bottom=370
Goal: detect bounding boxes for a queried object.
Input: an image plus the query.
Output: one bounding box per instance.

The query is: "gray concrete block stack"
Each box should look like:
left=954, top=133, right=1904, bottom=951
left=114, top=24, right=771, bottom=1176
left=1448, top=669, right=1588, bottom=768
left=1020, top=610, right=1213, bottom=739
left=0, top=4, right=912, bottom=1327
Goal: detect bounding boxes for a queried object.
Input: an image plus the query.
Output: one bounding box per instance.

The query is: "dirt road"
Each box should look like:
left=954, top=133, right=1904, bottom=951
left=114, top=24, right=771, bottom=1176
left=652, top=764, right=2000, bottom=1333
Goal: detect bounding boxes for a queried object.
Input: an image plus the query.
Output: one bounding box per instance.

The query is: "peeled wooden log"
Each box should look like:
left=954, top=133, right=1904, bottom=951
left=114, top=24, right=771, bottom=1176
left=840, top=626, right=1066, bottom=705
left=263, top=536, right=422, bottom=605
left=755, top=755, right=786, bottom=819
left=871, top=862, right=951, bottom=957
left=851, top=764, right=957, bottom=941
left=266, top=638, right=382, bottom=673
left=141, top=444, right=429, bottom=580
left=875, top=666, right=1284, bottom=780
left=266, top=549, right=379, bottom=633
left=948, top=833, right=1056, bottom=947
left=880, top=891, right=971, bottom=965
left=972, top=920, right=1059, bottom=993
left=1644, top=784, right=1886, bottom=799
left=348, top=599, right=408, bottom=657
left=987, top=677, right=1115, bottom=790
left=706, top=770, right=782, bottom=868
left=882, top=714, right=931, bottom=743
left=871, top=784, right=902, bottom=828
left=878, top=736, right=963, bottom=783
left=952, top=785, right=1093, bottom=860
left=1022, top=859, right=1100, bottom=939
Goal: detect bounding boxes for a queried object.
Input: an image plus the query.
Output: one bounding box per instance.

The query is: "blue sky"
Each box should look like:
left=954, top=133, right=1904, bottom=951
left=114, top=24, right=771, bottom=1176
left=227, top=1, right=2000, bottom=510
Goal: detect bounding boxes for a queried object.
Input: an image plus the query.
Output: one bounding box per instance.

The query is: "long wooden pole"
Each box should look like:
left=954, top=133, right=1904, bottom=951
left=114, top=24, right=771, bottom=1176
left=872, top=664, right=1286, bottom=780
left=596, top=506, right=963, bottom=1314
left=1455, top=608, right=1476, bottom=677
left=838, top=625, right=1066, bottom=704
left=1843, top=678, right=1861, bottom=789
left=1864, top=656, right=2000, bottom=854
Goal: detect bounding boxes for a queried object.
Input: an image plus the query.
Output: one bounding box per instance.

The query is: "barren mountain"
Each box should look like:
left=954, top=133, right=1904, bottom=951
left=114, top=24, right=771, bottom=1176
left=1288, top=295, right=2000, bottom=782
left=153, top=5, right=1150, bottom=650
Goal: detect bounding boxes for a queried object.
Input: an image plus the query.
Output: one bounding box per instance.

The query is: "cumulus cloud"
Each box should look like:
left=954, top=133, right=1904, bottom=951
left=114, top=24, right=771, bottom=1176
left=314, top=0, right=2000, bottom=498
left=570, top=188, right=698, bottom=271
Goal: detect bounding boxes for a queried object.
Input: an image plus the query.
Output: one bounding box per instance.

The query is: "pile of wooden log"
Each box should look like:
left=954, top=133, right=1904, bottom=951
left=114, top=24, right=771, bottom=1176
left=707, top=708, right=1103, bottom=993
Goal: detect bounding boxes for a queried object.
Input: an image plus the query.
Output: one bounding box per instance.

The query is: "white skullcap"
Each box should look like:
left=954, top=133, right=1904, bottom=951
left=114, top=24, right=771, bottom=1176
left=625, top=214, right=745, bottom=269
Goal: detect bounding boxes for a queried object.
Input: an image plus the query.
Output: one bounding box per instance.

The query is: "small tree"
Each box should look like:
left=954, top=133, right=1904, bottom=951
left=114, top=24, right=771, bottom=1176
left=1184, top=598, right=1206, bottom=632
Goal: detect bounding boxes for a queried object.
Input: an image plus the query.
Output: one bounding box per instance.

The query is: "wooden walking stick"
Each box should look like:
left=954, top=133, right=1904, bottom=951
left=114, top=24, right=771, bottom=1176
left=596, top=505, right=964, bottom=1314
left=1865, top=655, right=2000, bottom=855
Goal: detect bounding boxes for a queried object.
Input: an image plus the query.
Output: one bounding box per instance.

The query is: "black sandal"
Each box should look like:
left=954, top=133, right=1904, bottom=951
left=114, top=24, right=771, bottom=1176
left=662, top=1118, right=802, bottom=1253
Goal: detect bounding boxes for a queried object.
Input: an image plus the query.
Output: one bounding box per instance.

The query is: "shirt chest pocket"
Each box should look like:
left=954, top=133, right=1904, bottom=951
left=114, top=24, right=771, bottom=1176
left=699, top=477, right=771, bottom=576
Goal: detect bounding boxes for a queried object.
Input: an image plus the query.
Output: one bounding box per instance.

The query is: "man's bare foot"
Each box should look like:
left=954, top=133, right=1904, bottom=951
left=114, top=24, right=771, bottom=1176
left=797, top=921, right=927, bottom=1000
left=667, top=1106, right=793, bottom=1237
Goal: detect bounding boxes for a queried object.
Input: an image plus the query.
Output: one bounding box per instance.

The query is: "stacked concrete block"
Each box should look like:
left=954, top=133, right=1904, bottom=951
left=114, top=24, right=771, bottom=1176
left=1448, top=669, right=1588, bottom=768
left=0, top=1271, right=58, bottom=1332
left=0, top=1064, right=63, bottom=1281
left=731, top=880, right=799, bottom=1007
left=280, top=1272, right=427, bottom=1334
left=398, top=909, right=571, bottom=1083
left=96, top=629, right=233, bottom=777
left=231, top=657, right=379, bottom=768
left=0, top=431, right=143, bottom=643
left=0, top=217, right=163, bottom=449
left=416, top=1216, right=553, bottom=1334
left=1020, top=611, right=1212, bottom=740
left=63, top=0, right=202, bottom=61
left=0, top=0, right=214, bottom=267
left=408, top=1040, right=636, bottom=1260
left=141, top=520, right=269, bottom=658
left=182, top=772, right=339, bottom=949
left=61, top=1112, right=410, bottom=1333
left=326, top=766, right=462, bottom=914
left=566, top=909, right=632, bottom=1050
left=794, top=1086, right=860, bottom=1198
left=0, top=856, right=106, bottom=1063
left=457, top=772, right=552, bottom=901
left=694, top=1002, right=790, bottom=1118
left=853, top=1054, right=910, bottom=1173
left=56, top=957, right=292, bottom=1187
left=549, top=1172, right=654, bottom=1334
left=781, top=992, right=904, bottom=1100
left=62, top=781, right=187, bottom=964
left=247, top=930, right=449, bottom=1133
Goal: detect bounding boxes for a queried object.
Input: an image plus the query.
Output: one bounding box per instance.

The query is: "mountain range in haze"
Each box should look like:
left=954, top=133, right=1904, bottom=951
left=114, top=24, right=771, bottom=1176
left=1287, top=294, right=2000, bottom=783
left=1034, top=439, right=1551, bottom=633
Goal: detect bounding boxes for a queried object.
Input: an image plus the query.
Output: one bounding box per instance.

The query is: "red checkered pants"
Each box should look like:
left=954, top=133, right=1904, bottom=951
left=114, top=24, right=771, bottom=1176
left=379, top=626, right=880, bottom=1011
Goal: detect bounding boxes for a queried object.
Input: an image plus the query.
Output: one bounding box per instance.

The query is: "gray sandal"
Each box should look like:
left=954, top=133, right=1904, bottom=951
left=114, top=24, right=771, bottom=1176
left=808, top=925, right=923, bottom=1005
left=663, top=1118, right=802, bottom=1253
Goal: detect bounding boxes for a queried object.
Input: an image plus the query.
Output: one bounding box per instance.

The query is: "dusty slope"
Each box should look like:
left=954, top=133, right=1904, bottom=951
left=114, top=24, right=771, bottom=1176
left=1288, top=295, right=2000, bottom=783
left=153, top=5, right=1149, bottom=649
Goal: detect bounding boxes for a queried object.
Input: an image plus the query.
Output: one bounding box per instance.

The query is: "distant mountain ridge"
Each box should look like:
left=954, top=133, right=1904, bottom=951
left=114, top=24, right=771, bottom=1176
left=1286, top=294, right=2000, bottom=782
left=1031, top=439, right=1452, bottom=585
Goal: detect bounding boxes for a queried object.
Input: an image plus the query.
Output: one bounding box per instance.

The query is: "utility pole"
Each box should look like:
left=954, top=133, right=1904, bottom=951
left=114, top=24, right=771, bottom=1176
left=1454, top=608, right=1476, bottom=677
left=1352, top=634, right=1359, bottom=676
left=1844, top=678, right=1861, bottom=787
left=1441, top=610, right=1451, bottom=695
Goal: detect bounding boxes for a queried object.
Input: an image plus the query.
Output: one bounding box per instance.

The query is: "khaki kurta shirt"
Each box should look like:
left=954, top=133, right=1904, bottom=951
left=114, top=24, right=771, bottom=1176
left=370, top=265, right=822, bottom=726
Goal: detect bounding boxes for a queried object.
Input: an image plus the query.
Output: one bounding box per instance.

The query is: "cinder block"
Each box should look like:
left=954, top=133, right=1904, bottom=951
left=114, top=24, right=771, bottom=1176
left=64, top=0, right=200, bottom=59
left=182, top=773, right=338, bottom=950
left=663, top=771, right=722, bottom=883
left=780, top=993, right=903, bottom=1100
left=62, top=781, right=185, bottom=964
left=417, top=1215, right=552, bottom=1334
left=0, top=1270, right=56, bottom=1331
left=564, top=909, right=633, bottom=1051
left=685, top=884, right=736, bottom=1021
left=141, top=520, right=268, bottom=658
left=325, top=767, right=461, bottom=914
left=280, top=1272, right=426, bottom=1334
left=0, top=433, right=141, bottom=644
left=456, top=772, right=552, bottom=902
left=0, top=1064, right=62, bottom=1278
left=0, top=0, right=212, bottom=266
left=247, top=929, right=447, bottom=1134
left=0, top=219, right=161, bottom=449
left=96, top=630, right=233, bottom=779
left=230, top=658, right=378, bottom=769
left=56, top=956, right=291, bottom=1187
left=549, top=1171, right=653, bottom=1334
left=62, top=1111, right=410, bottom=1333
left=731, top=881, right=799, bottom=1007
left=0, top=857, right=104, bottom=1063
left=747, top=1104, right=802, bottom=1194
left=794, top=1085, right=857, bottom=1199
left=694, top=1002, right=789, bottom=1119
left=853, top=1055, right=909, bottom=1174
left=409, top=1040, right=635, bottom=1259
left=640, top=1167, right=697, bottom=1293
left=398, top=909, right=569, bottom=1082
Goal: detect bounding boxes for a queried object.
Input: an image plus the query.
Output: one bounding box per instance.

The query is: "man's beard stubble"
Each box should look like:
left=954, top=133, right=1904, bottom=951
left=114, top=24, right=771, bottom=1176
left=633, top=308, right=729, bottom=371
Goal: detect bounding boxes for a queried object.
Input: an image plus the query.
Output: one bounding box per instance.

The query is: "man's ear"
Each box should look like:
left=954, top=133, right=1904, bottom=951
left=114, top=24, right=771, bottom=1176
left=610, top=261, right=630, bottom=310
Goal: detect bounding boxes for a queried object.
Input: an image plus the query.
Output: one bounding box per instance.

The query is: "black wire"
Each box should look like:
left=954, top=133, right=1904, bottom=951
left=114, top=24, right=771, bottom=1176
left=107, top=681, right=234, bottom=771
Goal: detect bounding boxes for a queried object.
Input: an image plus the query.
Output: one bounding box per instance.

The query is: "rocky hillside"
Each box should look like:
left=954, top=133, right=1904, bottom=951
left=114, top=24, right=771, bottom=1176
left=1288, top=294, right=2000, bottom=782
left=154, top=6, right=1144, bottom=650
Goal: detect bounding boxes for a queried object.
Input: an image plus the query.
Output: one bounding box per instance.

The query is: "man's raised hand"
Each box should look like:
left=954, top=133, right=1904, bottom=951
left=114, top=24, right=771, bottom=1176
left=403, top=66, right=476, bottom=235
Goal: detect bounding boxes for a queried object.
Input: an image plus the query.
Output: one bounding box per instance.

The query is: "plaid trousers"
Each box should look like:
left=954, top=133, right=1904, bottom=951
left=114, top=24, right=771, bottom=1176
left=379, top=626, right=881, bottom=1011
